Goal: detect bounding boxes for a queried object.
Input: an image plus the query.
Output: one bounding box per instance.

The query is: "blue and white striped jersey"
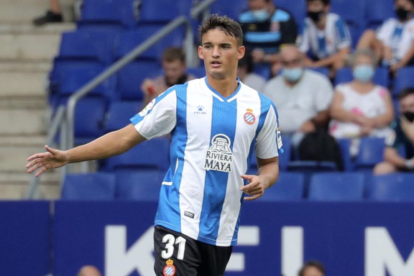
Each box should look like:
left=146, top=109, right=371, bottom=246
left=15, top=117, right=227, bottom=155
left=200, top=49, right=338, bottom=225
left=130, top=77, right=282, bottom=246
left=298, top=13, right=351, bottom=60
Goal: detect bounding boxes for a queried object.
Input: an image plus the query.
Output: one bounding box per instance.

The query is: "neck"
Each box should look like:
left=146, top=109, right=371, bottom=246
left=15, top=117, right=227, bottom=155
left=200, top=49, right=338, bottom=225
left=206, top=73, right=238, bottom=98
left=317, top=17, right=326, bottom=29
left=238, top=70, right=247, bottom=82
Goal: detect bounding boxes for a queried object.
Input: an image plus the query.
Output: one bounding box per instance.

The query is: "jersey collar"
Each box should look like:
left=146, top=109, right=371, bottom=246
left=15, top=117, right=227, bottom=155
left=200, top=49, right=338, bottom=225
left=204, top=77, right=242, bottom=102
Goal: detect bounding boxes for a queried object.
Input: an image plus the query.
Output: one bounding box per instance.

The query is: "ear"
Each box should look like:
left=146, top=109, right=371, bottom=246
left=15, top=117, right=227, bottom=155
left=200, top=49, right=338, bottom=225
left=198, top=45, right=204, bottom=60
left=237, top=46, right=246, bottom=60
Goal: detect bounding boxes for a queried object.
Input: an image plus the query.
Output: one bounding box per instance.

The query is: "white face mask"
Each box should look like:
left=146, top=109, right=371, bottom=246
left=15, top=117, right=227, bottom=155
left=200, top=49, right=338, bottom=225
left=252, top=9, right=270, bottom=21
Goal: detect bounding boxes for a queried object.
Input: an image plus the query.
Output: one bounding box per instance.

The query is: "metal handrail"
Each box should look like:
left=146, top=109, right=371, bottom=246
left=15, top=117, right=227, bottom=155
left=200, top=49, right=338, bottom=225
left=26, top=105, right=67, bottom=199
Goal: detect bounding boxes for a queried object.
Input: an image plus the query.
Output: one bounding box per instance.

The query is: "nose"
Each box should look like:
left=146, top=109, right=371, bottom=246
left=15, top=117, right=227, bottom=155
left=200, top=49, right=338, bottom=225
left=212, top=46, right=220, bottom=58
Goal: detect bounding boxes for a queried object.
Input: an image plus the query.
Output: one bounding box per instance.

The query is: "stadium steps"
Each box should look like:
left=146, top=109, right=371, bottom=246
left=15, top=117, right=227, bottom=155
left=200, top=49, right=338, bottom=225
left=0, top=19, right=74, bottom=199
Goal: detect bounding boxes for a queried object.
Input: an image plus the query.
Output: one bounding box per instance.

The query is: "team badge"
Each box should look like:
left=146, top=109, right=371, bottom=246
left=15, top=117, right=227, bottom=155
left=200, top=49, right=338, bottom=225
left=204, top=134, right=233, bottom=172
left=163, top=259, right=176, bottom=276
left=244, top=109, right=256, bottom=125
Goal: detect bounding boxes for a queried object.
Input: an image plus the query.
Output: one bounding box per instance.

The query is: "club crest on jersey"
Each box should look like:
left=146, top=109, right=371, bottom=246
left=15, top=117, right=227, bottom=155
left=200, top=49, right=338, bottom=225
left=244, top=109, right=256, bottom=125
left=139, top=99, right=156, bottom=117
left=204, top=134, right=233, bottom=172
left=163, top=259, right=176, bottom=276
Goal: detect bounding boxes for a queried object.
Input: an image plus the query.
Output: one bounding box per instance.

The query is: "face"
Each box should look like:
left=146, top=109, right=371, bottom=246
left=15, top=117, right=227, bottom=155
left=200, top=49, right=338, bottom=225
left=303, top=267, right=324, bottom=276
left=400, top=94, right=414, bottom=113
left=280, top=48, right=304, bottom=69
left=395, top=0, right=414, bottom=11
left=198, top=28, right=245, bottom=80
left=248, top=0, right=269, bottom=11
left=307, top=0, right=329, bottom=13
left=163, top=60, right=186, bottom=84
left=354, top=54, right=373, bottom=68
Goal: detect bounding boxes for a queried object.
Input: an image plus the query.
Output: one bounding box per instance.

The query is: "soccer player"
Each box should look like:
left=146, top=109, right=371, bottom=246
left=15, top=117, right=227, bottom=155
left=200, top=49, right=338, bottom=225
left=26, top=15, right=282, bottom=275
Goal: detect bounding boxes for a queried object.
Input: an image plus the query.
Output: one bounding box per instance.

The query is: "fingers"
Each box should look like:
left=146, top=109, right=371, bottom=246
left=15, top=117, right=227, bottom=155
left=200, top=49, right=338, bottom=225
left=45, top=145, right=57, bottom=155
left=241, top=174, right=254, bottom=181
left=27, top=162, right=43, bottom=173
left=244, top=193, right=262, bottom=201
left=35, top=166, right=48, bottom=177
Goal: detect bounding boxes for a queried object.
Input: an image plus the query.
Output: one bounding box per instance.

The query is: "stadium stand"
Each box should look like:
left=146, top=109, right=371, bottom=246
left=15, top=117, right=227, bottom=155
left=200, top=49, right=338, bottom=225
left=258, top=172, right=305, bottom=201
left=334, top=67, right=390, bottom=87
left=393, top=67, right=414, bottom=97
left=104, top=101, right=142, bottom=132
left=139, top=0, right=194, bottom=23
left=61, top=172, right=116, bottom=200
left=370, top=173, right=414, bottom=201
left=365, top=0, right=395, bottom=29
left=355, top=137, right=385, bottom=171
left=116, top=170, right=165, bottom=200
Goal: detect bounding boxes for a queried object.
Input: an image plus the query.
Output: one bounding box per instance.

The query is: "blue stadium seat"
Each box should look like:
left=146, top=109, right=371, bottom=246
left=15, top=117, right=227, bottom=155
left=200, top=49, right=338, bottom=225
left=369, top=173, right=414, bottom=201
left=288, top=161, right=337, bottom=172
left=117, top=61, right=161, bottom=100
left=106, top=138, right=170, bottom=171
left=210, top=0, right=248, bottom=20
left=393, top=67, right=414, bottom=97
left=116, top=25, right=185, bottom=60
left=308, top=172, right=365, bottom=201
left=139, top=0, right=193, bottom=23
left=309, top=67, right=329, bottom=78
left=258, top=172, right=305, bottom=201
left=61, top=172, right=116, bottom=200
left=273, top=0, right=306, bottom=28
left=355, top=137, right=385, bottom=171
left=79, top=0, right=138, bottom=28
left=337, top=138, right=353, bottom=171
left=116, top=171, right=165, bottom=201
left=365, top=0, right=394, bottom=29
left=335, top=67, right=389, bottom=87
left=58, top=30, right=116, bottom=64
left=104, top=101, right=142, bottom=132
left=187, top=67, right=205, bottom=79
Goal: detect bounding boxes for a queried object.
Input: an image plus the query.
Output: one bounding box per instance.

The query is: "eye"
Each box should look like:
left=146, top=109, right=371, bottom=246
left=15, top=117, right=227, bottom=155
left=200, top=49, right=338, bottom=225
left=222, top=45, right=230, bottom=49
left=204, top=45, right=212, bottom=49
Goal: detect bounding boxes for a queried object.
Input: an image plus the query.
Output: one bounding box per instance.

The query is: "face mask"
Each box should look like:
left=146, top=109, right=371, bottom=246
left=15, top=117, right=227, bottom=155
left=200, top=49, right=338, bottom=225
left=353, top=65, right=375, bottom=83
left=252, top=9, right=270, bottom=21
left=396, top=7, right=411, bottom=21
left=307, top=11, right=324, bottom=22
left=403, top=111, right=414, bottom=122
left=283, top=67, right=303, bottom=82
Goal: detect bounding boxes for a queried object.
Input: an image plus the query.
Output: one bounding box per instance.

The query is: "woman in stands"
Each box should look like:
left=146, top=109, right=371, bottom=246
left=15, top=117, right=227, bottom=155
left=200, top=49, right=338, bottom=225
left=329, top=49, right=394, bottom=156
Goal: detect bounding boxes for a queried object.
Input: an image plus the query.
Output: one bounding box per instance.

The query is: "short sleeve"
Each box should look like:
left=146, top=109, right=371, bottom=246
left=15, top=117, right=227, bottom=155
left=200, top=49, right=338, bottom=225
left=255, top=104, right=282, bottom=159
left=130, top=87, right=177, bottom=140
left=334, top=18, right=351, bottom=49
left=298, top=20, right=310, bottom=53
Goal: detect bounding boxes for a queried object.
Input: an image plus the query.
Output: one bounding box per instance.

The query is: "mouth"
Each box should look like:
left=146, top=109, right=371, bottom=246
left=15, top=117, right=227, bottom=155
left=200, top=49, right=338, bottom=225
left=211, top=60, right=222, bottom=68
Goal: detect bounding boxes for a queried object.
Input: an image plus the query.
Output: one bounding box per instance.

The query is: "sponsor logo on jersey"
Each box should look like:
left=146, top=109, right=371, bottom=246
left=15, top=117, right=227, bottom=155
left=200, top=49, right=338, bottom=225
left=244, top=109, right=256, bottom=125
left=139, top=99, right=156, bottom=117
left=194, top=105, right=207, bottom=115
left=204, top=134, right=233, bottom=172
left=163, top=259, right=176, bottom=276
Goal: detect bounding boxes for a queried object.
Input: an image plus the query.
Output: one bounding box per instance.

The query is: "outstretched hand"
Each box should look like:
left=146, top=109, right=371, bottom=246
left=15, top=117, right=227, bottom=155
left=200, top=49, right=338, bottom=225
left=240, top=175, right=268, bottom=201
left=26, top=145, right=69, bottom=177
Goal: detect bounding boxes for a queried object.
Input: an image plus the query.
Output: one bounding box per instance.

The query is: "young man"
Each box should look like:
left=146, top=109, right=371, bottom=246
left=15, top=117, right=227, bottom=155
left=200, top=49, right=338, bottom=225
left=298, top=0, right=351, bottom=75
left=26, top=15, right=282, bottom=275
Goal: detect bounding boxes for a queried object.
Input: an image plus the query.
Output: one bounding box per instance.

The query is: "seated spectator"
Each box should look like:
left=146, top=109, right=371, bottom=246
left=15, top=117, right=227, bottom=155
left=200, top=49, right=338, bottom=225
left=237, top=50, right=266, bottom=91
left=239, top=0, right=297, bottom=65
left=263, top=45, right=333, bottom=146
left=77, top=265, right=102, bottom=276
left=329, top=49, right=394, bottom=156
left=298, top=260, right=326, bottom=276
left=374, top=87, right=414, bottom=174
left=33, top=0, right=63, bottom=26
left=298, top=0, right=351, bottom=77
left=140, top=47, right=194, bottom=108
left=357, top=0, right=414, bottom=73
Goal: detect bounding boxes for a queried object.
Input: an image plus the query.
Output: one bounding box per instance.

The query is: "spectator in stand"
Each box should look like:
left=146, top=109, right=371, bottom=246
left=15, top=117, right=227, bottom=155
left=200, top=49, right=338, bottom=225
left=357, top=0, right=414, bottom=73
left=140, top=47, right=195, bottom=108
left=77, top=266, right=102, bottom=276
left=239, top=0, right=297, bottom=65
left=374, top=87, right=414, bottom=174
left=237, top=50, right=266, bottom=91
left=263, top=45, right=333, bottom=146
left=298, top=0, right=351, bottom=78
left=298, top=260, right=326, bottom=276
left=33, top=0, right=63, bottom=26
left=329, top=49, right=394, bottom=156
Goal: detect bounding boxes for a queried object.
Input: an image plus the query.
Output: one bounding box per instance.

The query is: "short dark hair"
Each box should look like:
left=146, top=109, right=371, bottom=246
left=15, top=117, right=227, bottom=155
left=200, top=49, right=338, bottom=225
left=298, top=261, right=326, bottom=276
left=162, top=47, right=185, bottom=63
left=398, top=87, right=414, bottom=101
left=199, top=14, right=244, bottom=46
left=306, top=0, right=331, bottom=5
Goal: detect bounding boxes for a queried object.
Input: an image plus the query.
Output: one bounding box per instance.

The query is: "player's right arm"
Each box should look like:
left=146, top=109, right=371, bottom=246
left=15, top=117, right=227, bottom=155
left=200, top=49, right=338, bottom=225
left=26, top=124, right=145, bottom=177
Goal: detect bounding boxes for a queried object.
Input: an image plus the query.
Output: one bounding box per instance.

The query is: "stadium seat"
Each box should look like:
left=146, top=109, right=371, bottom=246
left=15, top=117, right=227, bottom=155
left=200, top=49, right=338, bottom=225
left=273, top=0, right=306, bottom=28
left=116, top=171, right=165, bottom=201
left=116, top=25, right=185, bottom=61
left=334, top=67, right=389, bottom=87
left=308, top=172, right=365, bottom=201
left=187, top=67, right=205, bottom=79
left=288, top=161, right=337, bottom=172
left=106, top=138, right=170, bottom=171
left=117, top=61, right=161, bottom=100
left=365, top=0, right=394, bottom=29
left=139, top=0, right=194, bottom=23
left=369, top=173, right=414, bottom=201
left=253, top=64, right=271, bottom=80
left=210, top=0, right=248, bottom=20
left=61, top=172, right=116, bottom=200
left=393, top=67, right=414, bottom=97
left=309, top=67, right=329, bottom=78
left=79, top=0, right=138, bottom=28
left=355, top=137, right=385, bottom=171
left=258, top=172, right=305, bottom=201
left=104, top=101, right=142, bottom=132
left=337, top=138, right=354, bottom=171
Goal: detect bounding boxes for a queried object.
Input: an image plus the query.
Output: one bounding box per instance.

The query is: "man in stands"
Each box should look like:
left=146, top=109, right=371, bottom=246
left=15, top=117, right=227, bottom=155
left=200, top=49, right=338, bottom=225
left=239, top=0, right=297, bottom=65
left=298, top=260, right=326, bottom=276
left=374, top=87, right=414, bottom=174
left=140, top=47, right=195, bottom=108
left=357, top=0, right=414, bottom=73
left=298, top=0, right=351, bottom=77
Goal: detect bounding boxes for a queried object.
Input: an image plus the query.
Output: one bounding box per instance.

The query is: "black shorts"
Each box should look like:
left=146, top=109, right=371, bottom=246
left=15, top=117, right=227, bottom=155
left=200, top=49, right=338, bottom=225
left=154, top=225, right=233, bottom=276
